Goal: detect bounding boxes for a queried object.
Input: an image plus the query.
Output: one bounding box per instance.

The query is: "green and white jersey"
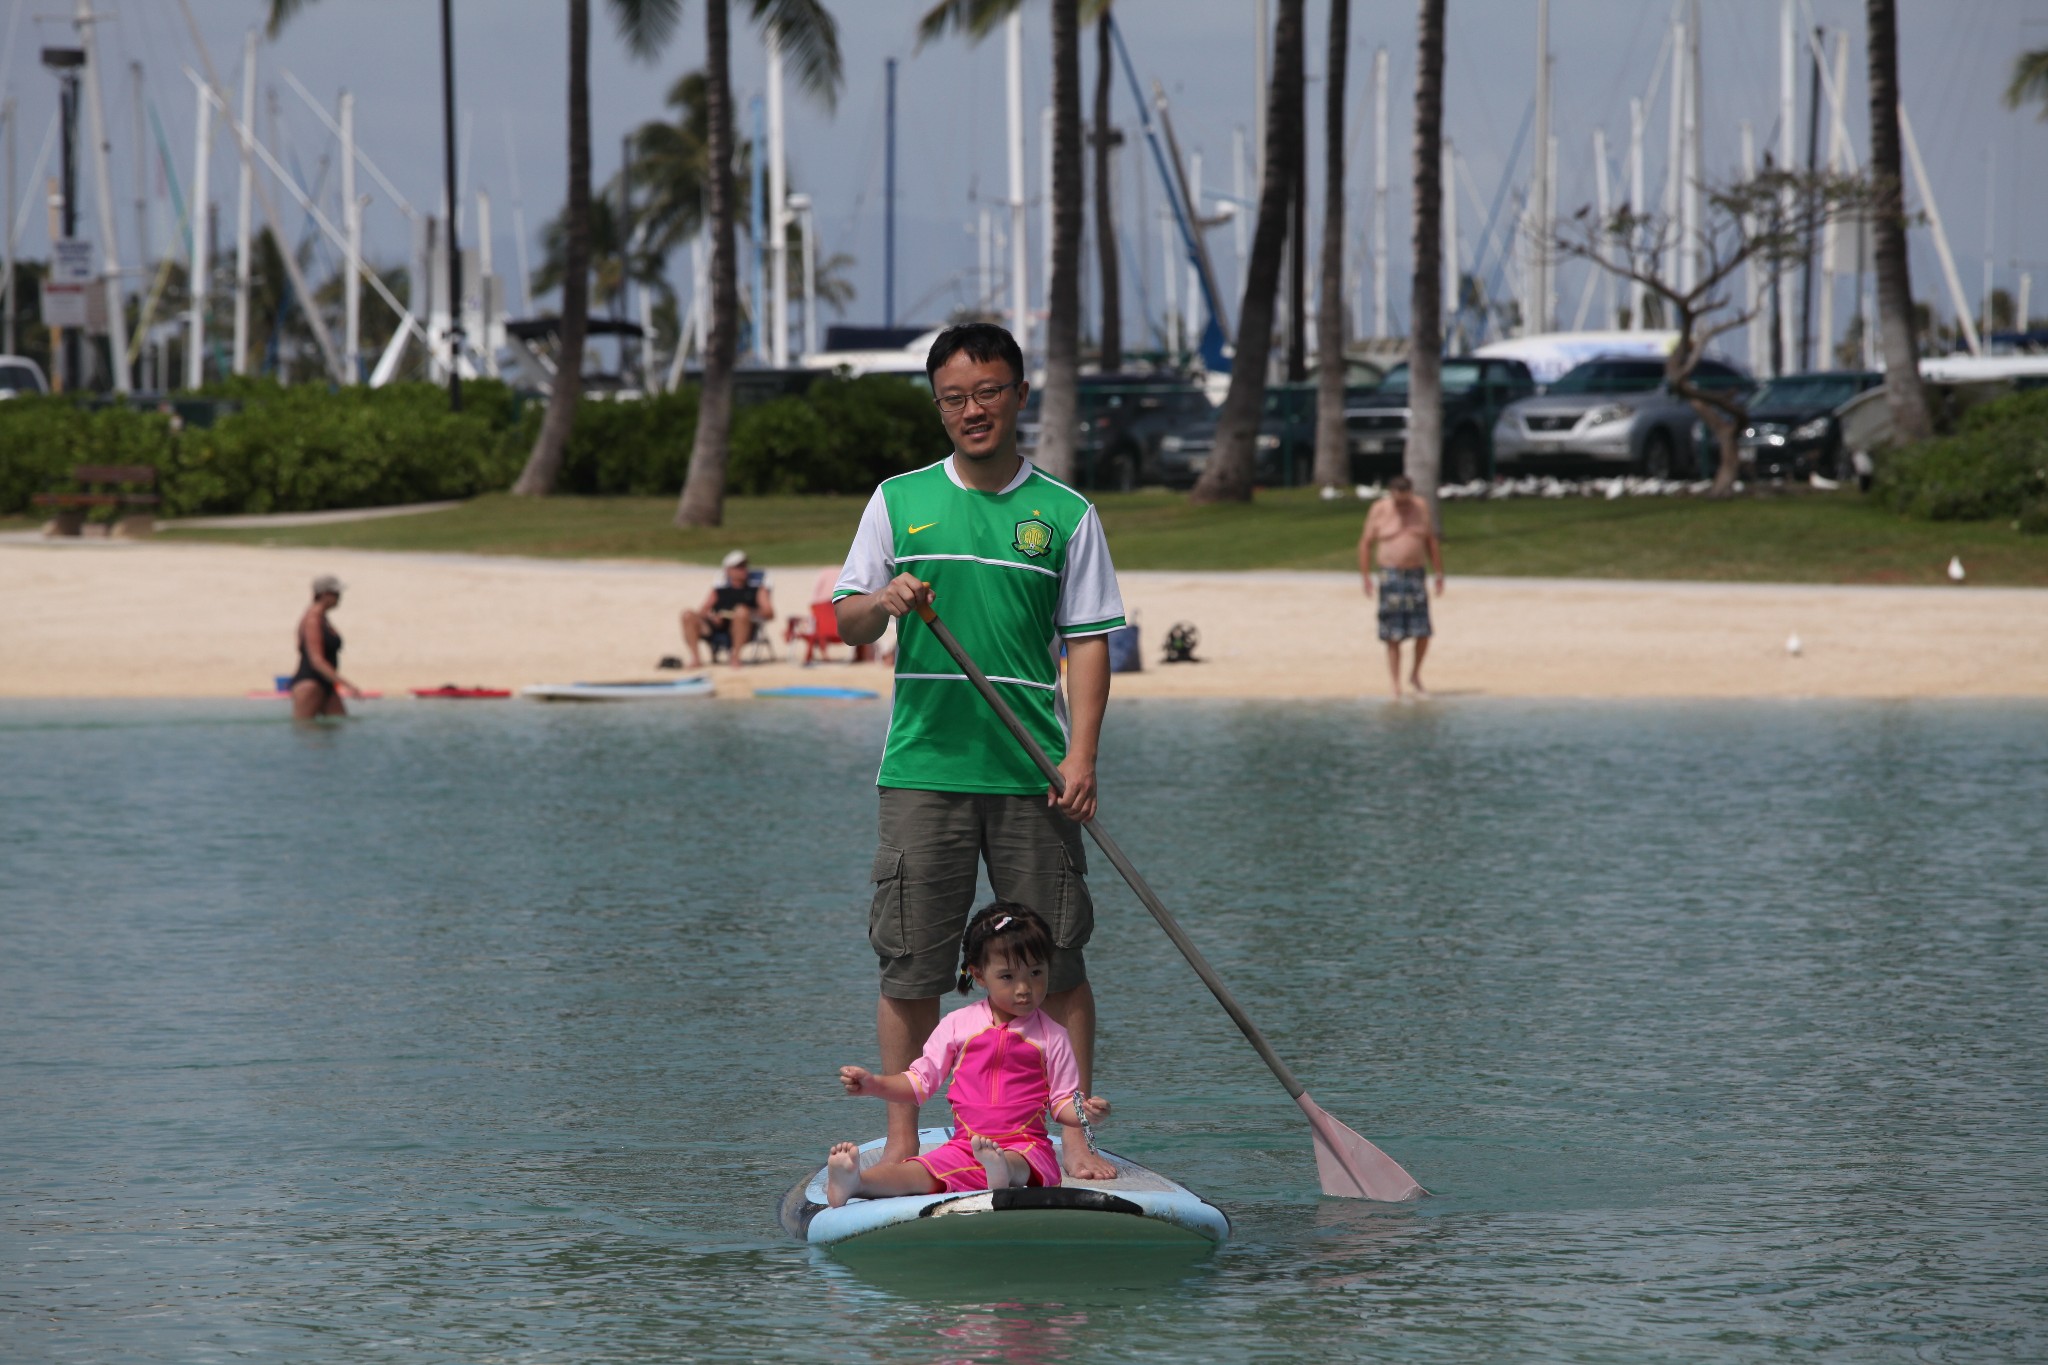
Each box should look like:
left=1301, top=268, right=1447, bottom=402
left=835, top=455, right=1125, bottom=795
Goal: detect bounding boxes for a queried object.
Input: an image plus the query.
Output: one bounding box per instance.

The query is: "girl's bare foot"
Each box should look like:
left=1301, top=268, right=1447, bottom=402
left=972, top=1135, right=1016, bottom=1190
left=826, top=1142, right=863, bottom=1207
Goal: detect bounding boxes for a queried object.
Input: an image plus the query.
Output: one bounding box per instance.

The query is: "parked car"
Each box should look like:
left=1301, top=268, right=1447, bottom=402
left=1493, top=355, right=1752, bottom=479
left=1017, top=372, right=1212, bottom=490
left=1702, top=370, right=1884, bottom=479
left=1344, top=357, right=1538, bottom=482
left=1151, top=380, right=1388, bottom=489
left=0, top=355, right=49, bottom=398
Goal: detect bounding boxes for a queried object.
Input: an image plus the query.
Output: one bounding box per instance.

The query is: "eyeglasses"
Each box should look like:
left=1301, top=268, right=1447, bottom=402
left=933, top=381, right=1018, bottom=414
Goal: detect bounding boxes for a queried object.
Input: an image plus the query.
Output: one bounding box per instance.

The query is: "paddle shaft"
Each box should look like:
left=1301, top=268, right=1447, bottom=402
left=916, top=604, right=1308, bottom=1100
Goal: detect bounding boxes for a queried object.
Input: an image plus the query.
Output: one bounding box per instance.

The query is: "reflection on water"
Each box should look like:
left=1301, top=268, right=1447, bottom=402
left=6, top=698, right=2047, bottom=1363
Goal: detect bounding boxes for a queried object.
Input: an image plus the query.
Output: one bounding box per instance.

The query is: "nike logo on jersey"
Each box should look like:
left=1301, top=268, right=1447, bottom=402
left=907, top=522, right=938, bottom=534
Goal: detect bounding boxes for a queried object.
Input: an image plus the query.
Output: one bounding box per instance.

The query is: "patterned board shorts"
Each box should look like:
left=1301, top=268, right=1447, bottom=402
left=1377, top=567, right=1433, bottom=642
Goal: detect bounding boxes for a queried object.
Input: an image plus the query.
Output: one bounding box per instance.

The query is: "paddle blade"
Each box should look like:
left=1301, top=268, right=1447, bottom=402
left=1298, top=1094, right=1426, bottom=1202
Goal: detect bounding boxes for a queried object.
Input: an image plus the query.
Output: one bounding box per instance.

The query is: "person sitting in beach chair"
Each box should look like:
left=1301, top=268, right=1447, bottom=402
left=682, top=550, right=775, bottom=669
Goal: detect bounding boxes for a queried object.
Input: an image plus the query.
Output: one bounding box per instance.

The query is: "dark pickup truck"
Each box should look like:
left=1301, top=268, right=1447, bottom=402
left=1016, top=373, right=1213, bottom=491
left=1343, top=357, right=1538, bottom=483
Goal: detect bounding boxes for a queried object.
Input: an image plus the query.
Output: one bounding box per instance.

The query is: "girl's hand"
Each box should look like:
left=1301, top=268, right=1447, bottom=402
left=838, top=1065, right=875, bottom=1097
left=1080, top=1094, right=1111, bottom=1122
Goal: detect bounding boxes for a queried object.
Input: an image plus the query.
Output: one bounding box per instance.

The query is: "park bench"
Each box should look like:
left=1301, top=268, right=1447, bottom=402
left=34, top=465, right=159, bottom=537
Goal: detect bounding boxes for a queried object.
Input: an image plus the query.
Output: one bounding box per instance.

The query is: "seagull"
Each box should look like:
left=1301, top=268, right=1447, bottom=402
left=1948, top=555, right=1966, bottom=583
left=1786, top=632, right=1803, bottom=657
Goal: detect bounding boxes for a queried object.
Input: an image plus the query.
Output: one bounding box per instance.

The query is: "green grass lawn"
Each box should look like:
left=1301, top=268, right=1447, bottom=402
left=158, top=487, right=2048, bottom=586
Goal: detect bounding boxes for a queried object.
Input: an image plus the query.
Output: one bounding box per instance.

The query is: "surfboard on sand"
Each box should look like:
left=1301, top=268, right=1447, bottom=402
left=752, top=685, right=879, bottom=701
left=779, top=1128, right=1228, bottom=1249
left=520, top=678, right=715, bottom=701
left=410, top=686, right=512, bottom=699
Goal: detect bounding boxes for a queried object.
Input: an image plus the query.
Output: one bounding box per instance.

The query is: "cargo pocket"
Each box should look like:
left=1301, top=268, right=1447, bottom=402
left=1052, top=840, right=1094, bottom=950
left=868, top=845, right=909, bottom=959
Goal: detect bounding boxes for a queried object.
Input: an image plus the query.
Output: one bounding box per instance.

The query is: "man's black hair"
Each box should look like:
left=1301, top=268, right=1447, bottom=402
left=925, top=322, right=1025, bottom=388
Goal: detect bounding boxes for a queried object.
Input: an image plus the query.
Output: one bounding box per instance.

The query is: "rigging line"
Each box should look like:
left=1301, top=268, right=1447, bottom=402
left=0, top=1, right=23, bottom=112
left=279, top=67, right=419, bottom=219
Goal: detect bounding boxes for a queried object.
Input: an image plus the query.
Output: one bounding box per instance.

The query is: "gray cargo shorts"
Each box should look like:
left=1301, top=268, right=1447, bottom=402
left=869, top=787, right=1093, bottom=1000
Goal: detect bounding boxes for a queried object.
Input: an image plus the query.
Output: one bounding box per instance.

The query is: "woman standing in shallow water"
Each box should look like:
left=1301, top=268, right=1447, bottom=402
left=290, top=575, right=361, bottom=720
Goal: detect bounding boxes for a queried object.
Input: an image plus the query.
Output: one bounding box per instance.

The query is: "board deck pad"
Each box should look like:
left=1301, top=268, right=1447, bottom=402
left=779, top=1128, right=1228, bottom=1249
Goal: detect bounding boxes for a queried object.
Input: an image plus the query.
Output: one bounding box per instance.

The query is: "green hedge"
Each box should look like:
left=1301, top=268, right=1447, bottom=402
left=1875, top=388, right=2048, bottom=533
left=0, top=372, right=944, bottom=516
left=729, top=373, right=945, bottom=494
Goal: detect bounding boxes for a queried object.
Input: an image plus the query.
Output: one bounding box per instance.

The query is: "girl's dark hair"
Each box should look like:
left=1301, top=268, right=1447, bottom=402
left=956, top=901, right=1054, bottom=994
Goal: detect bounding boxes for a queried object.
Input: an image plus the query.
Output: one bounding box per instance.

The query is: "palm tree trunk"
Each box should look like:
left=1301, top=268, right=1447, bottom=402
left=512, top=0, right=591, bottom=496
left=1034, top=0, right=1083, bottom=484
left=1404, top=0, right=1445, bottom=510
left=1311, top=0, right=1351, bottom=491
left=1093, top=14, right=1120, bottom=372
left=1865, top=0, right=1931, bottom=443
left=1286, top=67, right=1308, bottom=383
left=676, top=0, right=738, bottom=527
left=1192, top=0, right=1302, bottom=505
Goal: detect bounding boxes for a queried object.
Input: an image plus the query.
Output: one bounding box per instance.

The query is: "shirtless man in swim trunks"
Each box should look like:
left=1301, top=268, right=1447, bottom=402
left=1359, top=475, right=1444, bottom=701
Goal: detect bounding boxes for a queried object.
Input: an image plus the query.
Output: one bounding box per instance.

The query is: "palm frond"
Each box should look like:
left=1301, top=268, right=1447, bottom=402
left=752, top=0, right=843, bottom=108
left=915, top=0, right=1018, bottom=50
left=265, top=0, right=318, bottom=39
left=608, top=0, right=684, bottom=62
left=2005, top=49, right=2048, bottom=120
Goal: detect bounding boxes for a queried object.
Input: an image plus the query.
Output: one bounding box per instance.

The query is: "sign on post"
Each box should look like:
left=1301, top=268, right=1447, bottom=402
left=44, top=238, right=94, bottom=330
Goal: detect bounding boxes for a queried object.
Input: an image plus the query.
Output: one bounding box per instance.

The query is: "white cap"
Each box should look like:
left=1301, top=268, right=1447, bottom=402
left=312, top=574, right=346, bottom=596
left=721, top=549, right=748, bottom=568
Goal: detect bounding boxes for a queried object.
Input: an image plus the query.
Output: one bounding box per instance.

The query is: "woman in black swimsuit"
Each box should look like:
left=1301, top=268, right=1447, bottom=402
left=291, top=574, right=361, bottom=720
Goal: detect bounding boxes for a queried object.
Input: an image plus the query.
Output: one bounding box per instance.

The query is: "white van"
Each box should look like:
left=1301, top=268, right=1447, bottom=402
left=0, top=355, right=49, bottom=397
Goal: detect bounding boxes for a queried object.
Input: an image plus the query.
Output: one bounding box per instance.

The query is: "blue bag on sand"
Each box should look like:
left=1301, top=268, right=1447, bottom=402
left=1107, top=623, right=1142, bottom=674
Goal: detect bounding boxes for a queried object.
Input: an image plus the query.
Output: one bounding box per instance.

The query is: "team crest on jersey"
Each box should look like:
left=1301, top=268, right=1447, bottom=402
left=1011, top=518, right=1055, bottom=558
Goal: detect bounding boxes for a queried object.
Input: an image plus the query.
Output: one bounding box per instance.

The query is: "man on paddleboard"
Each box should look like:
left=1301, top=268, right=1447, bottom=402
left=833, top=322, right=1123, bottom=1180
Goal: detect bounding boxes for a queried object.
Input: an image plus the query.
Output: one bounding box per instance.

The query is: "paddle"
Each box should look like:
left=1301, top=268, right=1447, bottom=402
left=915, top=599, right=1426, bottom=1202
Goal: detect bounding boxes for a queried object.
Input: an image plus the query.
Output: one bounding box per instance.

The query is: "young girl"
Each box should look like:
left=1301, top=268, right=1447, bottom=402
left=826, top=903, right=1112, bottom=1207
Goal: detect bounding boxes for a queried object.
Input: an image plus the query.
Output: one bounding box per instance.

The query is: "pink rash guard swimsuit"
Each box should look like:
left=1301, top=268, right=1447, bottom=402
left=904, top=999, right=1083, bottom=1192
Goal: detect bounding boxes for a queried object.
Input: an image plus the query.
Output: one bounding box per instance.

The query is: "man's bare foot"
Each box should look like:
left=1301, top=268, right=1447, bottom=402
left=972, top=1135, right=1016, bottom=1190
left=826, top=1142, right=863, bottom=1207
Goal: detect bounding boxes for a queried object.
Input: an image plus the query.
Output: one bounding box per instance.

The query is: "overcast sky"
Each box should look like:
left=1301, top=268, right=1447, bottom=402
left=1, top=0, right=2041, bottom=371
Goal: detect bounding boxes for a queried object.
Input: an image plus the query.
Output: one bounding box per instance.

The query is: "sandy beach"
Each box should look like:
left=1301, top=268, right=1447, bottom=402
left=4, top=538, right=2046, bottom=700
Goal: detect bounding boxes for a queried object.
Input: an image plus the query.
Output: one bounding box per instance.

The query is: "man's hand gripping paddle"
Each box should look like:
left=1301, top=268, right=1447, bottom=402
left=915, top=597, right=1425, bottom=1201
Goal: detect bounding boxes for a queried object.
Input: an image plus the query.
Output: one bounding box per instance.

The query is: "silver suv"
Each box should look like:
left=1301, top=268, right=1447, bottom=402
left=1493, top=356, right=1750, bottom=479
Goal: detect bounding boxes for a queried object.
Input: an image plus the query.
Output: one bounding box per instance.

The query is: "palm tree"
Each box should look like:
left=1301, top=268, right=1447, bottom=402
left=1310, top=0, right=1351, bottom=492
left=1403, top=0, right=1445, bottom=509
left=917, top=0, right=1103, bottom=485
left=675, top=0, right=842, bottom=528
left=1864, top=0, right=1931, bottom=443
left=535, top=194, right=675, bottom=325
left=1093, top=12, right=1120, bottom=370
left=1190, top=0, right=1302, bottom=504
left=514, top=0, right=605, bottom=493
left=2005, top=49, right=2048, bottom=119
left=628, top=72, right=731, bottom=261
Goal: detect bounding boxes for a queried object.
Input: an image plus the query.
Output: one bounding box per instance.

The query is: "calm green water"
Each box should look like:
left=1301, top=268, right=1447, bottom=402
left=5, top=698, right=2045, bottom=1363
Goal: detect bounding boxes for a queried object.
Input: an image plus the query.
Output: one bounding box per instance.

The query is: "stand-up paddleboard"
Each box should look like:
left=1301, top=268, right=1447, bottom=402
left=521, top=677, right=715, bottom=702
left=753, top=685, right=879, bottom=701
left=410, top=685, right=512, bottom=699
left=779, top=1129, right=1228, bottom=1249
